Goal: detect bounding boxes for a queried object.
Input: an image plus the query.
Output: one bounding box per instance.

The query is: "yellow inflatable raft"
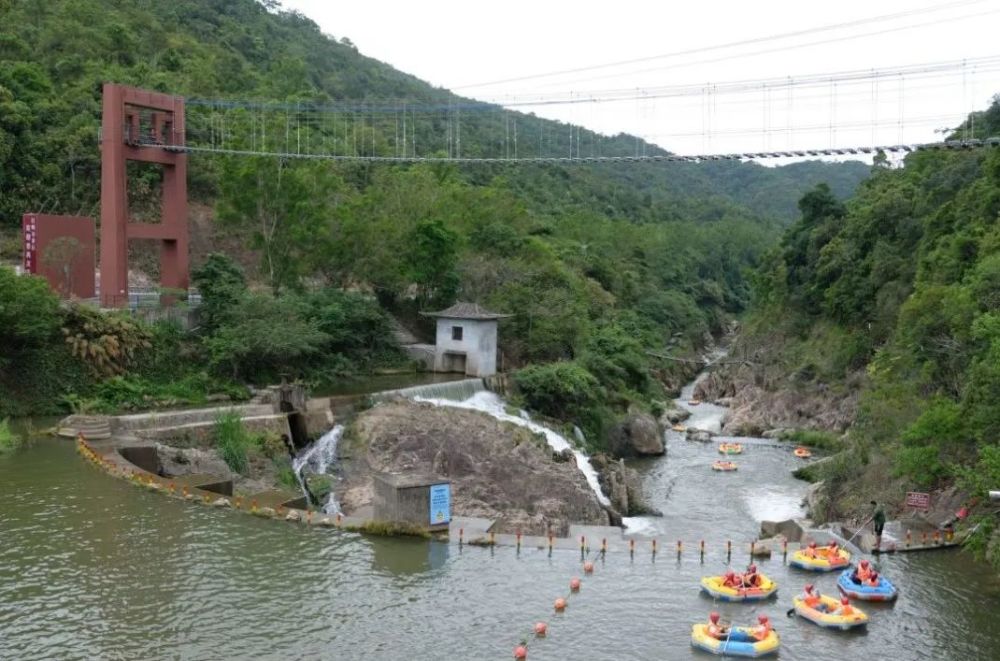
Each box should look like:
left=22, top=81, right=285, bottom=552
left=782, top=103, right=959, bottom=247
left=672, top=424, right=686, bottom=432
left=700, top=574, right=778, bottom=602
left=789, top=546, right=851, bottom=572
left=691, top=624, right=780, bottom=657
left=712, top=460, right=738, bottom=471
left=792, top=594, right=868, bottom=630
left=793, top=446, right=812, bottom=458
left=718, top=442, right=744, bottom=455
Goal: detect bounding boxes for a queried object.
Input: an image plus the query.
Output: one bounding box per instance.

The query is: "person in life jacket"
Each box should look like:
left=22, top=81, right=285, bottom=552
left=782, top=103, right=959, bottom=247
left=825, top=540, right=840, bottom=556
left=800, top=584, right=825, bottom=610
left=804, top=541, right=819, bottom=558
left=742, top=564, right=760, bottom=588
left=722, top=570, right=740, bottom=588
left=852, top=559, right=873, bottom=583
left=835, top=597, right=855, bottom=616
left=707, top=611, right=729, bottom=639
left=866, top=571, right=880, bottom=587
left=750, top=614, right=772, bottom=641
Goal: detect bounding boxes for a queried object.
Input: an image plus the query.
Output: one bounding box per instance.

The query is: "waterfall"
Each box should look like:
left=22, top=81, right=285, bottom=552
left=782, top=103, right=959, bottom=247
left=293, top=425, right=344, bottom=514
left=372, top=378, right=487, bottom=403
left=412, top=391, right=611, bottom=507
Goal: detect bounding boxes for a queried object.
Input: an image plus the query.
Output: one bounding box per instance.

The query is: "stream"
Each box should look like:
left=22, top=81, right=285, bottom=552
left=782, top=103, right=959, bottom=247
left=2, top=367, right=999, bottom=659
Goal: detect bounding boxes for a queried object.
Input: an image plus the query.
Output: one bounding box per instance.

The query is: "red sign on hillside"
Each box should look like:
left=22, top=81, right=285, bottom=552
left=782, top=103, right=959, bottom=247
left=905, top=491, right=931, bottom=510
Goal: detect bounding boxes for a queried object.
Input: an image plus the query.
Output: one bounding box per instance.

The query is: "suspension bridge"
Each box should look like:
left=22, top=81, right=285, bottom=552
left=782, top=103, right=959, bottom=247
left=116, top=54, right=1000, bottom=165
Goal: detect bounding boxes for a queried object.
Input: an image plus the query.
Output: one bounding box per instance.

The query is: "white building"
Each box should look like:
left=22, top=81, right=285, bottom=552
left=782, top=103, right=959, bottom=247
left=421, top=302, right=511, bottom=377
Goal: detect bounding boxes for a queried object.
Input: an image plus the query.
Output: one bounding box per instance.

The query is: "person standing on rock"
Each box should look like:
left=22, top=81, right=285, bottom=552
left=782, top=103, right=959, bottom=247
left=871, top=500, right=886, bottom=550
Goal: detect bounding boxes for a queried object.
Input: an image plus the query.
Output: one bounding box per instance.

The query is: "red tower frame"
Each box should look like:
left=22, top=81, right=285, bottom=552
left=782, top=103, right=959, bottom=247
left=100, top=83, right=188, bottom=307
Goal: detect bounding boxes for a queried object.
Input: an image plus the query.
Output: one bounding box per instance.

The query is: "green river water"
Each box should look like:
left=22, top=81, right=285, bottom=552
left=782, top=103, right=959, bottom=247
left=2, top=391, right=999, bottom=660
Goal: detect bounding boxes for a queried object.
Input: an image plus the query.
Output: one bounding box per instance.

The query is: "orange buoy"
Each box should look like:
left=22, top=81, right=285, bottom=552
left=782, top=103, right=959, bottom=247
left=569, top=577, right=581, bottom=592
left=514, top=644, right=528, bottom=659
left=554, top=597, right=567, bottom=611
left=582, top=561, right=594, bottom=574
left=533, top=622, right=547, bottom=637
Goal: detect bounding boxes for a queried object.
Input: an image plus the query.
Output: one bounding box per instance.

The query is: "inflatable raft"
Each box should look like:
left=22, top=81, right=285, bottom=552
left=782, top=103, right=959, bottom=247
left=789, top=547, right=851, bottom=572
left=837, top=569, right=898, bottom=601
left=691, top=624, right=780, bottom=657
left=792, top=594, right=868, bottom=630
left=688, top=398, right=702, bottom=406
left=793, top=446, right=812, bottom=458
left=712, top=460, right=738, bottom=472
left=700, top=574, right=778, bottom=602
left=672, top=424, right=687, bottom=432
left=718, top=443, right=744, bottom=455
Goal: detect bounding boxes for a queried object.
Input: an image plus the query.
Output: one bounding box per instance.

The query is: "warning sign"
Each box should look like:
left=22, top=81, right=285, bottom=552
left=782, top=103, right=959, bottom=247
left=905, top=492, right=930, bottom=510
left=429, top=483, right=451, bottom=525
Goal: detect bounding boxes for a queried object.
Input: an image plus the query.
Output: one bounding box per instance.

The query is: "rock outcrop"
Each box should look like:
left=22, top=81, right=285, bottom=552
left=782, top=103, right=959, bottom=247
left=339, top=400, right=608, bottom=535
left=685, top=428, right=714, bottom=443
left=659, top=406, right=692, bottom=425
left=692, top=355, right=860, bottom=436
left=591, top=453, right=658, bottom=517
left=608, top=412, right=665, bottom=457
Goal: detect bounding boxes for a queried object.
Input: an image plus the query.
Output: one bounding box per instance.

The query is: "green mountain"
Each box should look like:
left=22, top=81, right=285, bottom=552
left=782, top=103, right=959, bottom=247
left=0, top=0, right=869, bottom=448
left=742, top=99, right=1000, bottom=568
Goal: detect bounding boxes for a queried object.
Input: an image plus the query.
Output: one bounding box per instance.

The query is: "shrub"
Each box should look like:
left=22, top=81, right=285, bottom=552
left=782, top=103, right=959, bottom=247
left=513, top=361, right=601, bottom=421
left=214, top=412, right=253, bottom=474
left=0, top=418, right=24, bottom=453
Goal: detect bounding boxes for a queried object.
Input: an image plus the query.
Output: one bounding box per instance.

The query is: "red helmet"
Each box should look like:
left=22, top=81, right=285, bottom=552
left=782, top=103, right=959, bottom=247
left=841, top=597, right=850, bottom=605
left=805, top=583, right=814, bottom=592
left=870, top=572, right=879, bottom=579
left=809, top=541, right=817, bottom=548
left=748, top=564, right=757, bottom=572
left=710, top=612, right=720, bottom=623
left=725, top=570, right=735, bottom=578
left=860, top=560, right=870, bottom=568
left=757, top=614, right=769, bottom=624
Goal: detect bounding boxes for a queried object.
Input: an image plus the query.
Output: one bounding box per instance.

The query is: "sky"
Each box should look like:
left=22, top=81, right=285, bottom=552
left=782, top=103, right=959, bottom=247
left=278, top=0, right=1000, bottom=157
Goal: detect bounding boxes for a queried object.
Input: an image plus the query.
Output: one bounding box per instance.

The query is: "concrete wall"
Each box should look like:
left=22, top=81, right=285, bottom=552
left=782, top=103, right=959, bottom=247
left=433, top=318, right=498, bottom=377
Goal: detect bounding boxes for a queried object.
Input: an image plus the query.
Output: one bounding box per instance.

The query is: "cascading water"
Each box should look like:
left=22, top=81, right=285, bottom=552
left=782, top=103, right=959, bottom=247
left=293, top=424, right=344, bottom=514
left=413, top=390, right=611, bottom=507
left=372, top=378, right=487, bottom=403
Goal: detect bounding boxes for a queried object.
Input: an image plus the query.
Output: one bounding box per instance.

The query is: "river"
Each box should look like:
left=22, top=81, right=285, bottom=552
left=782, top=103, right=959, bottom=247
left=2, top=374, right=999, bottom=660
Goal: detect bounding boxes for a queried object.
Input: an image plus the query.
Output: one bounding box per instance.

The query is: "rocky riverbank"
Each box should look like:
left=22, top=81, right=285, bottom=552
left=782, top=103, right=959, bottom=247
left=336, top=399, right=614, bottom=535
left=690, top=337, right=861, bottom=436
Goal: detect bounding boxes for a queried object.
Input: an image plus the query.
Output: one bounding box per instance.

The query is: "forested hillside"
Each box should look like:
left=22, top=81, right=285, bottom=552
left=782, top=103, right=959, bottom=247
left=0, top=0, right=866, bottom=450
left=740, top=100, right=1000, bottom=567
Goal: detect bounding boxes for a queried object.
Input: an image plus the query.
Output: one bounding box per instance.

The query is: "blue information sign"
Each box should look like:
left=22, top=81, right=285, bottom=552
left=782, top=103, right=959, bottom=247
left=429, top=483, right=451, bottom=525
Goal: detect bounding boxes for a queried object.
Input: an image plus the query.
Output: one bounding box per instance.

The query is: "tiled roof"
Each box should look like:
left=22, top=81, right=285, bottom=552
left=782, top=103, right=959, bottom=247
left=420, top=301, right=512, bottom=320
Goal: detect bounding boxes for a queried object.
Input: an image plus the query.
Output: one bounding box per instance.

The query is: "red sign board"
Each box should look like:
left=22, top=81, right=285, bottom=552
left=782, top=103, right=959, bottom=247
left=22, top=214, right=38, bottom=273
left=906, top=492, right=931, bottom=509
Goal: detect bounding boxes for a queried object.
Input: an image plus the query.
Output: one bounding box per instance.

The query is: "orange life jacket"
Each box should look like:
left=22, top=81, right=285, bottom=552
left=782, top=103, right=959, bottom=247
left=804, top=594, right=821, bottom=608
left=857, top=566, right=872, bottom=581
left=751, top=623, right=772, bottom=641
left=707, top=623, right=724, bottom=639
left=838, top=604, right=854, bottom=616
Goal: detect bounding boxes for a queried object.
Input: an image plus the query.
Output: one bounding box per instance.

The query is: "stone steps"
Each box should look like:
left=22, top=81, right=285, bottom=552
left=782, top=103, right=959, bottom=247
left=57, top=415, right=112, bottom=440
left=113, top=404, right=275, bottom=432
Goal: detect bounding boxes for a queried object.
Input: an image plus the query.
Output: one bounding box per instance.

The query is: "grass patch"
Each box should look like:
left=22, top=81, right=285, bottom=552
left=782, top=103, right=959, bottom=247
left=782, top=429, right=843, bottom=450
left=214, top=412, right=254, bottom=474
left=0, top=418, right=25, bottom=453
left=275, top=462, right=300, bottom=490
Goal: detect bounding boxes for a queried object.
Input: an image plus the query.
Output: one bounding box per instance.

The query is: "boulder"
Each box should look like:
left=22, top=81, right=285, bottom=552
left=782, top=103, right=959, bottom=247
left=686, top=428, right=714, bottom=443
left=609, top=412, right=665, bottom=458
left=750, top=540, right=774, bottom=558
left=285, top=509, right=302, bottom=522
left=760, top=518, right=807, bottom=543
left=660, top=407, right=692, bottom=425
left=804, top=481, right=828, bottom=519
left=593, top=453, right=658, bottom=518
left=552, top=448, right=574, bottom=463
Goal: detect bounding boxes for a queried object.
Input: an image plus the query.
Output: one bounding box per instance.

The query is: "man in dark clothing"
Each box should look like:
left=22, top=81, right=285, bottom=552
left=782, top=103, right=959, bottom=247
left=871, top=500, right=886, bottom=549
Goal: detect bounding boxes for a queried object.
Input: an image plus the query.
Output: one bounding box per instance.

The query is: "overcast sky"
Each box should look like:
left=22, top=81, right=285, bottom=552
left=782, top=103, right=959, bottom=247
left=279, top=0, right=1000, bottom=157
